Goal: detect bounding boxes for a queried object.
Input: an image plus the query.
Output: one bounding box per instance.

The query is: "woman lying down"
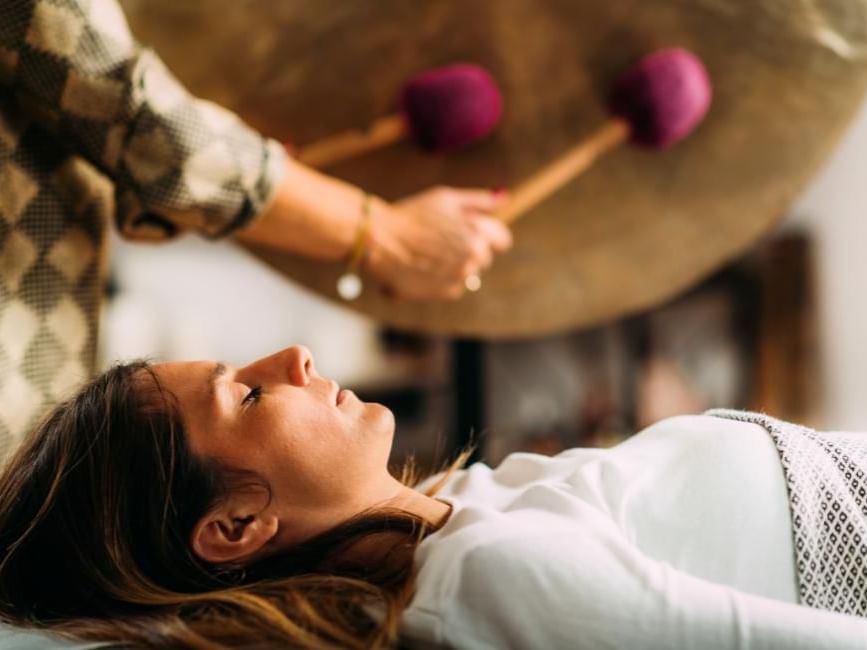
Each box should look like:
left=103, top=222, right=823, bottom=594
left=1, top=345, right=866, bottom=649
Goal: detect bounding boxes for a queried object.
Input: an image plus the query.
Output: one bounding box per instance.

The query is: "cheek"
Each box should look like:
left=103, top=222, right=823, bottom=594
left=256, top=410, right=348, bottom=475
left=300, top=407, right=394, bottom=488
left=253, top=401, right=395, bottom=500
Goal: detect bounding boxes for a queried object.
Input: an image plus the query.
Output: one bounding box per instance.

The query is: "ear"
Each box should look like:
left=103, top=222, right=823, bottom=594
left=191, top=505, right=279, bottom=565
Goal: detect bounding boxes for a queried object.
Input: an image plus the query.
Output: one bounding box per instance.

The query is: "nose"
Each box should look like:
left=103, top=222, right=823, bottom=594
left=240, top=345, right=315, bottom=387
left=284, top=345, right=314, bottom=386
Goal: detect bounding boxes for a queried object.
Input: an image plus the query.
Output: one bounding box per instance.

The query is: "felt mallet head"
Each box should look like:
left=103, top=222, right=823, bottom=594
left=400, top=63, right=503, bottom=152
left=609, top=48, right=712, bottom=148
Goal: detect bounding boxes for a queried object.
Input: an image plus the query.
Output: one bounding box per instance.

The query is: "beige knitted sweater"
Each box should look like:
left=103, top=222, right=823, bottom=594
left=0, top=0, right=286, bottom=456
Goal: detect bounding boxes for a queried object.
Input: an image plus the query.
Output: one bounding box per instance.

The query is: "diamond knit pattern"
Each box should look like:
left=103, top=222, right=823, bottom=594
left=709, top=409, right=867, bottom=616
left=0, top=0, right=286, bottom=458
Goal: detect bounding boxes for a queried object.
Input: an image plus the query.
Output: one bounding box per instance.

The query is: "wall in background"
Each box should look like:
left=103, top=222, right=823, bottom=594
left=788, top=96, right=867, bottom=431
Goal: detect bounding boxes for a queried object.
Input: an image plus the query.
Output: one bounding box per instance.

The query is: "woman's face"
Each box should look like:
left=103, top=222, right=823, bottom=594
left=153, top=345, right=398, bottom=548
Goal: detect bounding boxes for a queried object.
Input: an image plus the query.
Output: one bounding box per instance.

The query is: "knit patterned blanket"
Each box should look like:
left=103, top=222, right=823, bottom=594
left=708, top=409, right=867, bottom=617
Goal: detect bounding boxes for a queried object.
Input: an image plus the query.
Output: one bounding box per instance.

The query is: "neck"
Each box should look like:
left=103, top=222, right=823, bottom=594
left=386, top=484, right=453, bottom=530
left=329, top=482, right=453, bottom=567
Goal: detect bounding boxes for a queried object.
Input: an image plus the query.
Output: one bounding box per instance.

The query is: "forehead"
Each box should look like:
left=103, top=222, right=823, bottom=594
left=151, top=360, right=217, bottom=408
left=150, top=361, right=230, bottom=459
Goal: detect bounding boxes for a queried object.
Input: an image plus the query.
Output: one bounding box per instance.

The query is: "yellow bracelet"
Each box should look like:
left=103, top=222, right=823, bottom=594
left=336, top=192, right=372, bottom=301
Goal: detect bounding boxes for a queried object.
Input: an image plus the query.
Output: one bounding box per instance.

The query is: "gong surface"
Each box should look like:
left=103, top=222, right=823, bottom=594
left=122, top=0, right=867, bottom=338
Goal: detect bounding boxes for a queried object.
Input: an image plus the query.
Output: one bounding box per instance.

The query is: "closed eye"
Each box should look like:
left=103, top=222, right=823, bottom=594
left=242, top=385, right=262, bottom=405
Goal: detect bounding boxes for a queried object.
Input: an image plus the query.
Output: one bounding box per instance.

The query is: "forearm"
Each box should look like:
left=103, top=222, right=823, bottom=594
left=237, top=160, right=513, bottom=300
left=235, top=155, right=373, bottom=261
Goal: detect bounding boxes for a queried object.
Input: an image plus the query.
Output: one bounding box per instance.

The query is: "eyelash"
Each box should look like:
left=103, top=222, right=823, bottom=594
left=242, top=385, right=262, bottom=405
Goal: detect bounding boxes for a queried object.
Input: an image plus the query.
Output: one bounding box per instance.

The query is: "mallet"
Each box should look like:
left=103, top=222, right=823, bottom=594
left=296, top=63, right=503, bottom=168
left=496, top=48, right=712, bottom=224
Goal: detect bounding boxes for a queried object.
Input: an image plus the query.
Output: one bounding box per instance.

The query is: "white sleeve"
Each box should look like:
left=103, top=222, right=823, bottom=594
left=438, top=531, right=867, bottom=650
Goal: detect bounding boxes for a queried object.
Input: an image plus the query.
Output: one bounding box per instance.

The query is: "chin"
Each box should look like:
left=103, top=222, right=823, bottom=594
left=369, top=402, right=395, bottom=433
left=361, top=403, right=396, bottom=464
left=360, top=401, right=394, bottom=439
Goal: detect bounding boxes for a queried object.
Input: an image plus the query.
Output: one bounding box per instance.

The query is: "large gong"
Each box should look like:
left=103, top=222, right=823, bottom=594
left=122, top=0, right=867, bottom=338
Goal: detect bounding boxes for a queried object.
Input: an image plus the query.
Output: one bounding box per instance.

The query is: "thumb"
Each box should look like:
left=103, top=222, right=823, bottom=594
left=458, top=188, right=510, bottom=216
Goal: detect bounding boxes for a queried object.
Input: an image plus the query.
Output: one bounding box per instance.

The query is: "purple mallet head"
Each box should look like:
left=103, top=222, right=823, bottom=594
left=400, top=63, right=503, bottom=152
left=609, top=48, right=712, bottom=149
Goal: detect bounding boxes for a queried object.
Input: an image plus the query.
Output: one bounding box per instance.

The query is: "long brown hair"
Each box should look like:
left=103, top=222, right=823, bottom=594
left=0, top=361, right=466, bottom=648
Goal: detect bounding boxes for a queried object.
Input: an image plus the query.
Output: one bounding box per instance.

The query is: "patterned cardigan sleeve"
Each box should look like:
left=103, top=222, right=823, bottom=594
left=0, top=0, right=287, bottom=241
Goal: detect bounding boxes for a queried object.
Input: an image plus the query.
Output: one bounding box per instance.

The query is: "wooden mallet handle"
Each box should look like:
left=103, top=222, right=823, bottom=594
left=496, top=118, right=630, bottom=224
left=295, top=115, right=406, bottom=168
left=497, top=48, right=713, bottom=224
left=294, top=64, right=502, bottom=168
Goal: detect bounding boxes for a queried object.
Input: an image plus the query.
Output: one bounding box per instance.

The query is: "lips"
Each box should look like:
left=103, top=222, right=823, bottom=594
left=330, top=379, right=353, bottom=406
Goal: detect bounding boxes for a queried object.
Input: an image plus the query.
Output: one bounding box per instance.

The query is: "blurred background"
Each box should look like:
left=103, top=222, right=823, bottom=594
left=99, top=96, right=867, bottom=469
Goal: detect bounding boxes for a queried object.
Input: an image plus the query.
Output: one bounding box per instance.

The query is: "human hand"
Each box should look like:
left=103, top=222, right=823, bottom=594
left=365, top=187, right=513, bottom=300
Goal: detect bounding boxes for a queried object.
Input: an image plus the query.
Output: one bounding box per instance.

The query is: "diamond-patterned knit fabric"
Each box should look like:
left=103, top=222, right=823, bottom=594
left=708, top=409, right=867, bottom=617
left=0, top=0, right=286, bottom=458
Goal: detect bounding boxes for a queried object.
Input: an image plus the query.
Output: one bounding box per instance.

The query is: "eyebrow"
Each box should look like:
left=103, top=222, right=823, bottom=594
left=209, top=362, right=227, bottom=400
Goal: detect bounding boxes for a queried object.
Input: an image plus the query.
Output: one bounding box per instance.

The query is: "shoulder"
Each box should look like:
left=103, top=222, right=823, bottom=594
left=620, top=413, right=773, bottom=458
left=641, top=413, right=770, bottom=438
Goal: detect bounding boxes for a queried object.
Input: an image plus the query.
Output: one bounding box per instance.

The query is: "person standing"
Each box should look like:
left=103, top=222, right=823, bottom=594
left=0, top=0, right=512, bottom=456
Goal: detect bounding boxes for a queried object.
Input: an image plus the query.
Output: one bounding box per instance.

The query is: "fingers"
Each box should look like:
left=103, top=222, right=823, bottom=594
left=449, top=188, right=513, bottom=276
left=470, top=215, right=513, bottom=253
left=454, top=211, right=512, bottom=282
left=457, top=187, right=513, bottom=254
left=461, top=228, right=494, bottom=274
left=368, top=186, right=515, bottom=301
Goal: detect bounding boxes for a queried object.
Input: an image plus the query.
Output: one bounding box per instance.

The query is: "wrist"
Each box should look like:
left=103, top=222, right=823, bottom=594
left=360, top=194, right=389, bottom=266
left=236, top=160, right=368, bottom=262
left=336, top=191, right=376, bottom=300
left=362, top=199, right=407, bottom=288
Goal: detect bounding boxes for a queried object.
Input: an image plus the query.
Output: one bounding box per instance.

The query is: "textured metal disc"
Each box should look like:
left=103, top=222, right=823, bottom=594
left=123, top=0, right=867, bottom=338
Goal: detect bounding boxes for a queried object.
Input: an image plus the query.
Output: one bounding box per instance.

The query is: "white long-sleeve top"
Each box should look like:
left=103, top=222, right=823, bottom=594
left=402, top=415, right=867, bottom=649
